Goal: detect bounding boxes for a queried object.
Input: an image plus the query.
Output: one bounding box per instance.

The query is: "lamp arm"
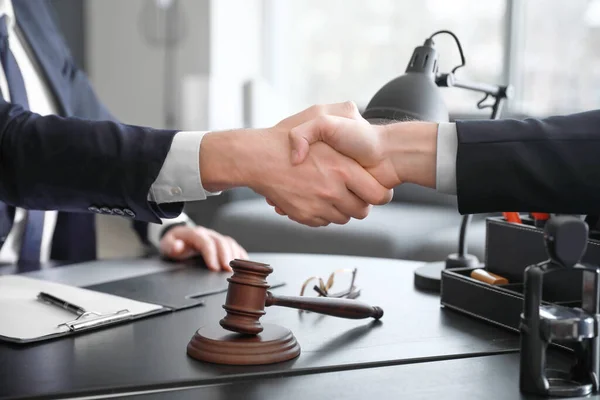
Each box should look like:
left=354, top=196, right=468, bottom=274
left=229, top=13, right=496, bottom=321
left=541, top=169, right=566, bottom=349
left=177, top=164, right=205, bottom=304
left=436, top=73, right=512, bottom=121
left=436, top=73, right=504, bottom=96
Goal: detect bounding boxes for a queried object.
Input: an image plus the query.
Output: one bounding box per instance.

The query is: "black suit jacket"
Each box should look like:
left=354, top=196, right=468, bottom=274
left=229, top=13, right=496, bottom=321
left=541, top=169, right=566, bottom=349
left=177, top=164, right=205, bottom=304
left=455, top=110, right=600, bottom=215
left=0, top=0, right=184, bottom=262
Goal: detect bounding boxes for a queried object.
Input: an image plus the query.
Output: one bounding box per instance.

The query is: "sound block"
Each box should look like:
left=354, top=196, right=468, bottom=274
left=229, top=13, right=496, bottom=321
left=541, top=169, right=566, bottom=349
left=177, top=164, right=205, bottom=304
left=187, top=323, right=300, bottom=365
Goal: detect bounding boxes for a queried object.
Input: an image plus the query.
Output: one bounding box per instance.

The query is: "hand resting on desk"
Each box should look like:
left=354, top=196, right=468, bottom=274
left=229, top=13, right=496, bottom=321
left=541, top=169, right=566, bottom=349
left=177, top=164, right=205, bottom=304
left=160, top=225, right=248, bottom=272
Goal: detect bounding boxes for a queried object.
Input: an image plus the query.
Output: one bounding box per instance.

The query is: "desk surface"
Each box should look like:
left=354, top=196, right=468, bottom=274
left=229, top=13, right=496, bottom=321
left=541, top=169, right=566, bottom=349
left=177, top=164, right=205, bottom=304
left=0, top=253, right=521, bottom=400
left=131, top=352, right=589, bottom=400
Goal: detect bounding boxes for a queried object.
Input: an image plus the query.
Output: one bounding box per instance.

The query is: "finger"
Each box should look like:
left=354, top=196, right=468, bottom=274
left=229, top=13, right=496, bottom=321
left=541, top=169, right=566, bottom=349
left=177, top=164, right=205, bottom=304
left=287, top=214, right=330, bottom=227
left=199, top=237, right=220, bottom=271
left=160, top=233, right=193, bottom=260
left=159, top=231, right=177, bottom=255
left=274, top=207, right=286, bottom=216
left=237, top=244, right=249, bottom=260
left=265, top=198, right=287, bottom=216
left=333, top=192, right=373, bottom=220
left=179, top=229, right=220, bottom=271
left=323, top=206, right=352, bottom=225
left=345, top=164, right=394, bottom=206
left=227, top=237, right=248, bottom=263
left=207, top=231, right=234, bottom=271
left=297, top=181, right=355, bottom=224
left=279, top=101, right=360, bottom=131
left=169, top=239, right=189, bottom=258
left=165, top=244, right=199, bottom=260
left=322, top=100, right=361, bottom=119
left=266, top=199, right=289, bottom=217
left=288, top=116, right=335, bottom=165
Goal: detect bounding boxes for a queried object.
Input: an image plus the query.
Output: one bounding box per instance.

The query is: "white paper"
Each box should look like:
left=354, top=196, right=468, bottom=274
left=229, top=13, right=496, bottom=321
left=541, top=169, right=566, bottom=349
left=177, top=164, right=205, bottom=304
left=0, top=275, right=165, bottom=341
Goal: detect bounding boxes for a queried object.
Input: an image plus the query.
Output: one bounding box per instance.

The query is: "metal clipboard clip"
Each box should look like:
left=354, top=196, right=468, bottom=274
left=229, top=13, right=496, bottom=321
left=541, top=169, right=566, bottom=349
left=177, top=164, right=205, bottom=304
left=57, top=309, right=132, bottom=332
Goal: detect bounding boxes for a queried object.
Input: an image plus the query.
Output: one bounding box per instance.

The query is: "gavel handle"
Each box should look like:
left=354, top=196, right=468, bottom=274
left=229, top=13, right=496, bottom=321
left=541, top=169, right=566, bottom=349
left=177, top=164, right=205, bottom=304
left=265, top=292, right=383, bottom=320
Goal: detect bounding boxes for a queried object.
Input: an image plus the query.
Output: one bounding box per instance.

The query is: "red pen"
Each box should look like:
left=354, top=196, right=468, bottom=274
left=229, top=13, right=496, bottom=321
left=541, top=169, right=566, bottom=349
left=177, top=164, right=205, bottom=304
left=530, top=212, right=550, bottom=228
left=503, top=212, right=522, bottom=224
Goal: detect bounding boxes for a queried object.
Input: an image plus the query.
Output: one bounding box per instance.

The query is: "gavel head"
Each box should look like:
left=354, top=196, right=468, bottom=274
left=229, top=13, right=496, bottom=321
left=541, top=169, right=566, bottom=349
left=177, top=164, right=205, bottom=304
left=219, top=259, right=273, bottom=335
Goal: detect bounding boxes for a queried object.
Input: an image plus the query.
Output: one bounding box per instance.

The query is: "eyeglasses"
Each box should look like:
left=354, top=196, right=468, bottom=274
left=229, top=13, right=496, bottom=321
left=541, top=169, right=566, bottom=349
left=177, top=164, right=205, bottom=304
left=299, top=268, right=360, bottom=299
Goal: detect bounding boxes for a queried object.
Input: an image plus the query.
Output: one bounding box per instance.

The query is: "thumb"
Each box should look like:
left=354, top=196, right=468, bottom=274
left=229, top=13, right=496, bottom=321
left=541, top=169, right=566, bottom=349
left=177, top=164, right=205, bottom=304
left=289, top=116, right=341, bottom=165
left=289, top=129, right=313, bottom=165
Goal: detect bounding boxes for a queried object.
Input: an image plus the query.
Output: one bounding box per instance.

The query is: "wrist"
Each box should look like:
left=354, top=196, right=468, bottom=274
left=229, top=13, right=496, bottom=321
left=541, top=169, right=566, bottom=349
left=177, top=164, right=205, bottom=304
left=381, top=121, right=438, bottom=188
left=200, top=129, right=253, bottom=192
left=200, top=128, right=272, bottom=192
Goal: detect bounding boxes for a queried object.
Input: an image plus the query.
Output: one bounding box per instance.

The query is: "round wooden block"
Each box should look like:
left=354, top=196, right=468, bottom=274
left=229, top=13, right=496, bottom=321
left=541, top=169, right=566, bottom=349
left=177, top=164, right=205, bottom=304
left=186, top=323, right=300, bottom=365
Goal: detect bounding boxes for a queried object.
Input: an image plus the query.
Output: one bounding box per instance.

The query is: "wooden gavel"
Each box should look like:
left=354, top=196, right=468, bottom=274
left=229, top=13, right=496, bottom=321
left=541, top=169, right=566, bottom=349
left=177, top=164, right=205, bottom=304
left=220, top=259, right=384, bottom=335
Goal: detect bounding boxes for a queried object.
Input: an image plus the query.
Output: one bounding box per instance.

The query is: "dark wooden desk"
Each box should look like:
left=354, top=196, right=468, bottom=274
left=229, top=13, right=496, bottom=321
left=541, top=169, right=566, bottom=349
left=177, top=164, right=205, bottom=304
left=0, top=254, right=521, bottom=400
left=133, top=352, right=591, bottom=400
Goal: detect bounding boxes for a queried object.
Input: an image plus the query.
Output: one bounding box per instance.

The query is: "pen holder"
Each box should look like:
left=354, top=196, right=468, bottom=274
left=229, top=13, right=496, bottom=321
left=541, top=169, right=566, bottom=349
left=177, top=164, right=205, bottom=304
left=440, top=216, right=600, bottom=335
left=484, top=216, right=600, bottom=300
left=519, top=216, right=600, bottom=397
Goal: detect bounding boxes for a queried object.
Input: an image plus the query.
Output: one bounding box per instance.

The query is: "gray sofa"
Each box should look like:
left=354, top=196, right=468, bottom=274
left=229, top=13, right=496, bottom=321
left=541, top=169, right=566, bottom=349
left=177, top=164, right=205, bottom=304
left=208, top=184, right=489, bottom=263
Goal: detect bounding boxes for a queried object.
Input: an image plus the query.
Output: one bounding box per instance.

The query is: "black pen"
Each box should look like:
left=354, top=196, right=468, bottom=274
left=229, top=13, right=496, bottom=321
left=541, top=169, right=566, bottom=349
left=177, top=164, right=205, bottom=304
left=37, top=292, right=86, bottom=315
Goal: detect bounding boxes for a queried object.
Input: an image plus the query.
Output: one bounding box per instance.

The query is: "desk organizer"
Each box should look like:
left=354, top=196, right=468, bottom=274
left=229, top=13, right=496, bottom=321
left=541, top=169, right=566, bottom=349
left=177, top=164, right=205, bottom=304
left=440, top=216, right=600, bottom=336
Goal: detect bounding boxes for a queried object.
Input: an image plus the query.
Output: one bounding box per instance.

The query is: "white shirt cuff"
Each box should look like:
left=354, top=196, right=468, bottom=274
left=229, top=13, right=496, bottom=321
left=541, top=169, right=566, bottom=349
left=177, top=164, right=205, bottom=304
left=147, top=213, right=196, bottom=248
left=149, top=131, right=222, bottom=203
left=436, top=122, right=458, bottom=195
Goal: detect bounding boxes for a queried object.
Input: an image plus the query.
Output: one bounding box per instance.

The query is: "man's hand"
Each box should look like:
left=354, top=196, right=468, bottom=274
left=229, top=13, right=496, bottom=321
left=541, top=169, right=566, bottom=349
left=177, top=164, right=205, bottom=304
left=247, top=130, right=392, bottom=227
left=259, top=102, right=393, bottom=226
left=159, top=225, right=248, bottom=272
left=287, top=115, right=438, bottom=190
left=288, top=115, right=400, bottom=188
left=200, top=102, right=394, bottom=227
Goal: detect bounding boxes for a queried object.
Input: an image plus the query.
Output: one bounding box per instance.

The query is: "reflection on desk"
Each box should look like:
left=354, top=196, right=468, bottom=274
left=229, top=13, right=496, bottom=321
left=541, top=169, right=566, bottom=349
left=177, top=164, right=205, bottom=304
left=128, top=352, right=582, bottom=400
left=0, top=253, right=521, bottom=400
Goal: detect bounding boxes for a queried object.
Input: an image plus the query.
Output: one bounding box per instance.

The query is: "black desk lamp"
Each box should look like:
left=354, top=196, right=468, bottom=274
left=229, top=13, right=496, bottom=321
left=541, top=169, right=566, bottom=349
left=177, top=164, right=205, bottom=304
left=362, top=30, right=512, bottom=292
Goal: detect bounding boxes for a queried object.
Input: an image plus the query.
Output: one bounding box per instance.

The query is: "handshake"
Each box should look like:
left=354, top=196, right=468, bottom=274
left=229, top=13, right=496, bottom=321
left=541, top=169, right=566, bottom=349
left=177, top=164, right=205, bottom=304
left=200, top=101, right=439, bottom=227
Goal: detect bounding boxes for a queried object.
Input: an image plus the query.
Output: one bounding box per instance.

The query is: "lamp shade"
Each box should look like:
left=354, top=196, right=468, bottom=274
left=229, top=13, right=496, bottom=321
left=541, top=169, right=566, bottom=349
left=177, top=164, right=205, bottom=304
left=362, top=39, right=449, bottom=124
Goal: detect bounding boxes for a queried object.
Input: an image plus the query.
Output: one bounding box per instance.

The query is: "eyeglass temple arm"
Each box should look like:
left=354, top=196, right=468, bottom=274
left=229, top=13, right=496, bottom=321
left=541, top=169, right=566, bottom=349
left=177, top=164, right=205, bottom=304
left=265, top=291, right=383, bottom=320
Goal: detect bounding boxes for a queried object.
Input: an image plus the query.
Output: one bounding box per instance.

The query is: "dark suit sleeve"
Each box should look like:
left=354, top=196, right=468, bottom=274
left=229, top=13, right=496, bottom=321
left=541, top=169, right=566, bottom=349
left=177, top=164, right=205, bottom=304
left=454, top=109, right=600, bottom=215
left=0, top=100, right=184, bottom=223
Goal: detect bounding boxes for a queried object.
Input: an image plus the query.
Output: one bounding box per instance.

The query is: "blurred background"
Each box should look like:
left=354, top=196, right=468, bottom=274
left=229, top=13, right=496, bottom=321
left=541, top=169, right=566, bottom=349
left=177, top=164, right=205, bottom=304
left=49, top=0, right=600, bottom=261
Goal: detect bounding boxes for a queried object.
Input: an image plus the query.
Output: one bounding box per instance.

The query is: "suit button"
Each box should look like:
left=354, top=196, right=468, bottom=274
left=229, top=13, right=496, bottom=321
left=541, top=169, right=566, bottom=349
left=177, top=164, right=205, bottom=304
left=88, top=206, right=101, bottom=214
left=124, top=208, right=135, bottom=218
left=170, top=187, right=182, bottom=196
left=101, top=207, right=113, bottom=215
left=112, top=208, right=125, bottom=216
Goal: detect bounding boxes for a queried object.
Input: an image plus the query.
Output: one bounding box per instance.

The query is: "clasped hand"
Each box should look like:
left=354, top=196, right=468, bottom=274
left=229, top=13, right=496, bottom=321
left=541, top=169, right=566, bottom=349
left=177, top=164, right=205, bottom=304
left=258, top=101, right=396, bottom=227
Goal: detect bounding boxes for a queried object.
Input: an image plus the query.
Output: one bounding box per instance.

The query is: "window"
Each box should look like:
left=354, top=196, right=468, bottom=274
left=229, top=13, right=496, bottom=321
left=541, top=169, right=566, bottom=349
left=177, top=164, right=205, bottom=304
left=263, top=0, right=507, bottom=116
left=514, top=0, right=600, bottom=116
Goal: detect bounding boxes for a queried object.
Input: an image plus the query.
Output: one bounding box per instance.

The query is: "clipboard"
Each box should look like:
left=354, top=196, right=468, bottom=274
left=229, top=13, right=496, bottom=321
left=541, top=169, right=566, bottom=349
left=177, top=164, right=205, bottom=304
left=0, top=275, right=169, bottom=344
left=57, top=309, right=132, bottom=332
